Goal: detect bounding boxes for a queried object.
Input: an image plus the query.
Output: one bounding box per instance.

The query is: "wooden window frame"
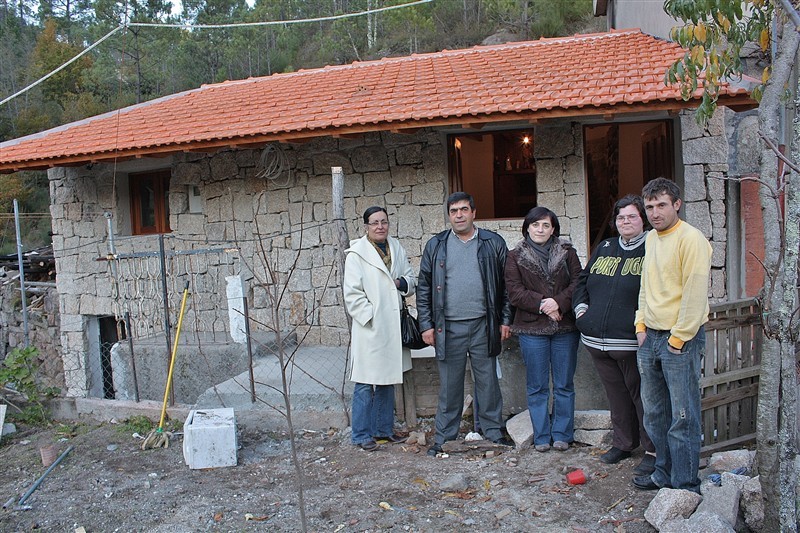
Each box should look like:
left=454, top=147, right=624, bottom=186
left=129, top=170, right=171, bottom=235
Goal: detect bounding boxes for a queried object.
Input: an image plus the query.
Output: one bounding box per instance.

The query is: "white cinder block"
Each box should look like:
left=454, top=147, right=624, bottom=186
left=183, top=408, right=238, bottom=469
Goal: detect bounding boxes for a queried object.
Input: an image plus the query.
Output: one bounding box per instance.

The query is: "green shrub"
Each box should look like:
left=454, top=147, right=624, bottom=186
left=0, top=346, right=59, bottom=425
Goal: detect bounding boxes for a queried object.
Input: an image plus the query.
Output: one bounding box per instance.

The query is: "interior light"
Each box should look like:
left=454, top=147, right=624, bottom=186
left=454, top=138, right=462, bottom=149
left=522, top=136, right=530, bottom=145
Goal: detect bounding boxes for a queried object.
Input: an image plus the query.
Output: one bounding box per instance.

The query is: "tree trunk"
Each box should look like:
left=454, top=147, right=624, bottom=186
left=755, top=18, right=800, bottom=531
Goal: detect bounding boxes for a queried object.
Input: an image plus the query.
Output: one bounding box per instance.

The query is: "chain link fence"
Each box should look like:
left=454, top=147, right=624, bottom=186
left=101, top=232, right=351, bottom=415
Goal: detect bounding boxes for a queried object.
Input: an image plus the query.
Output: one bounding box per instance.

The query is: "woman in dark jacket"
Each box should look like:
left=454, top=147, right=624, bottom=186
left=505, top=207, right=581, bottom=452
left=573, top=194, right=655, bottom=475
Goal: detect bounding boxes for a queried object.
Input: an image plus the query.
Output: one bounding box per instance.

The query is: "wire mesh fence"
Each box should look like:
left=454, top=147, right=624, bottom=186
left=101, top=232, right=351, bottom=415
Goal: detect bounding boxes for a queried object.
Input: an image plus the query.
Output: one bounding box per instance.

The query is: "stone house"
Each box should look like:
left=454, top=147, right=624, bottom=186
left=0, top=29, right=757, bottom=406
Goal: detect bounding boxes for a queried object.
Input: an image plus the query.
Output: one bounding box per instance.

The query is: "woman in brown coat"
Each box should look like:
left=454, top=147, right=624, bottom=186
left=504, top=207, right=582, bottom=452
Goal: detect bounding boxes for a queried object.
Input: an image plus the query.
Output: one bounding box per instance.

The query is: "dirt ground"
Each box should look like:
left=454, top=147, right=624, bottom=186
left=0, top=416, right=662, bottom=532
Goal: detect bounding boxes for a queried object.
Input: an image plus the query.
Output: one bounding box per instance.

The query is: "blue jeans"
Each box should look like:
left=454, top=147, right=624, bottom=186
left=638, top=328, right=704, bottom=493
left=351, top=383, right=395, bottom=445
left=519, top=332, right=579, bottom=446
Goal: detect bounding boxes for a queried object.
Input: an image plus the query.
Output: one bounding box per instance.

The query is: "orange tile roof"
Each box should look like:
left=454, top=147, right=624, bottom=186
left=0, top=29, right=753, bottom=172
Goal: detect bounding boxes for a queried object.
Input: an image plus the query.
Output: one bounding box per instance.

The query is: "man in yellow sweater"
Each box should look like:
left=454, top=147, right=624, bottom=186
left=632, top=178, right=711, bottom=494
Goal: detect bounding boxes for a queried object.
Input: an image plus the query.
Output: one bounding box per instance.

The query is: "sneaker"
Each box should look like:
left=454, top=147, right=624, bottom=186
left=599, top=447, right=632, bottom=464
left=427, top=444, right=443, bottom=457
left=534, top=443, right=550, bottom=452
left=633, top=454, right=656, bottom=475
left=552, top=441, right=570, bottom=451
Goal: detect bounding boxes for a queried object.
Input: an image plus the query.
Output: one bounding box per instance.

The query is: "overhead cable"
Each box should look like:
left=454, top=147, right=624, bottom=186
left=0, top=0, right=433, bottom=108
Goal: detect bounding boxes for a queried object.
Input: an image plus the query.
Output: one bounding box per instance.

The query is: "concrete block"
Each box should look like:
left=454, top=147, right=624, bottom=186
left=718, top=472, right=750, bottom=490
left=574, top=410, right=611, bottom=430
left=573, top=428, right=612, bottom=447
left=644, top=488, right=703, bottom=530
left=708, top=449, right=755, bottom=473
left=695, top=483, right=740, bottom=527
left=740, top=475, right=763, bottom=531
left=685, top=511, right=735, bottom=532
left=659, top=517, right=691, bottom=532
left=506, top=411, right=533, bottom=448
left=183, top=408, right=238, bottom=469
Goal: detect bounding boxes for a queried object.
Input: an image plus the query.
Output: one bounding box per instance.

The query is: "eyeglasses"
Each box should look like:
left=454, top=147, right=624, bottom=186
left=616, top=214, right=640, bottom=222
left=367, top=220, right=389, bottom=227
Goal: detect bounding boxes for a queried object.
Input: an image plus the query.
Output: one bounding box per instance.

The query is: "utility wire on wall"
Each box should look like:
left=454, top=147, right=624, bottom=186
left=0, top=0, right=433, bottom=108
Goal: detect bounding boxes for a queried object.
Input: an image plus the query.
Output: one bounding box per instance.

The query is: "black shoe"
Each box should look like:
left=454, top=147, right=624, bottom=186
left=632, top=475, right=663, bottom=490
left=358, top=440, right=379, bottom=452
left=633, top=454, right=656, bottom=476
left=427, top=444, right=443, bottom=457
left=600, top=447, right=632, bottom=464
left=375, top=434, right=407, bottom=444
left=491, top=436, right=514, bottom=447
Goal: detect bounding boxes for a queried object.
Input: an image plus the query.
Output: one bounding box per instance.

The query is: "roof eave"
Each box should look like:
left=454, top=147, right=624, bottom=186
left=0, top=94, right=757, bottom=174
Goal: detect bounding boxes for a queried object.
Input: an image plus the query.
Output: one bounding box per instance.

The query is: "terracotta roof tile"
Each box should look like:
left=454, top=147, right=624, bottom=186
left=0, top=29, right=753, bottom=170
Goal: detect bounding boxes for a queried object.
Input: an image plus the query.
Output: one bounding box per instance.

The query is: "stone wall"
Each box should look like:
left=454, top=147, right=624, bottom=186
left=0, top=281, right=64, bottom=392
left=680, top=107, right=739, bottom=302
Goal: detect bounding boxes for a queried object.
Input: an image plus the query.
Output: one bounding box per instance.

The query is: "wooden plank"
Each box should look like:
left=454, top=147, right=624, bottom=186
left=703, top=319, right=718, bottom=445
left=402, top=370, right=418, bottom=427
left=705, top=315, right=761, bottom=330
left=702, top=383, right=759, bottom=410
left=701, top=433, right=756, bottom=456
left=700, top=366, right=760, bottom=387
left=708, top=298, right=759, bottom=313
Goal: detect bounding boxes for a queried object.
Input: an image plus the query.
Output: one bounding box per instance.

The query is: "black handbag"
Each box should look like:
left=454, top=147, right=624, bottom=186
left=400, top=298, right=428, bottom=349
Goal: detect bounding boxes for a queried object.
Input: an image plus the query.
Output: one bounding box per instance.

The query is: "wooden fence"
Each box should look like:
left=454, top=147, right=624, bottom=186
left=701, top=297, right=762, bottom=455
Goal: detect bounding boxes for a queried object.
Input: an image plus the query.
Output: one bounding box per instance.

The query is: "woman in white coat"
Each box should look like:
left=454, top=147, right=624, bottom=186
left=344, top=206, right=417, bottom=451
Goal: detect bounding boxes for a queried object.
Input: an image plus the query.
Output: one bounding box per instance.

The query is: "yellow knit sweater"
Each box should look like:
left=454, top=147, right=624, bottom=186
left=634, top=220, right=712, bottom=349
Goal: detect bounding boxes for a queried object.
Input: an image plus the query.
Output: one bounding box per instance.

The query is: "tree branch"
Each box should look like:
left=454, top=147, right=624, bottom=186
left=774, top=0, right=800, bottom=30
left=759, top=130, right=800, bottom=174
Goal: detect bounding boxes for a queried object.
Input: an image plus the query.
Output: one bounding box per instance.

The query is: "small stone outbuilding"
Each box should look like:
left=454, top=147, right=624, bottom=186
left=0, top=30, right=758, bottom=413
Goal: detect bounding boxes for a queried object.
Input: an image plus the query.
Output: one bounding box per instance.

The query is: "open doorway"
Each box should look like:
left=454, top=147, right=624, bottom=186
left=584, top=121, right=674, bottom=251
left=87, top=315, right=124, bottom=399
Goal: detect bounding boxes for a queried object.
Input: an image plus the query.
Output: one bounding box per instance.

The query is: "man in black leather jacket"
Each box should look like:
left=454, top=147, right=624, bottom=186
left=417, top=192, right=513, bottom=455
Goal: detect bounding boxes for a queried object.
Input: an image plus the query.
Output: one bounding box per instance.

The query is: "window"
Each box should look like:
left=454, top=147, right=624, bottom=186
left=448, top=129, right=537, bottom=219
left=129, top=170, right=171, bottom=235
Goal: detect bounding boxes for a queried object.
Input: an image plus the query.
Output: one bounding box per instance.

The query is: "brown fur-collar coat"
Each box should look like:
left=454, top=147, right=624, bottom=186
left=504, top=237, right=582, bottom=336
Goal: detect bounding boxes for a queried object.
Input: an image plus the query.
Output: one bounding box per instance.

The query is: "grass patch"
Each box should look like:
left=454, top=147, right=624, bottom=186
left=117, top=415, right=155, bottom=435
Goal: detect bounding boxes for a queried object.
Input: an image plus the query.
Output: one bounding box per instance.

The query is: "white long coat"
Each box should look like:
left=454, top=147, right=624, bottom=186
left=343, top=235, right=416, bottom=385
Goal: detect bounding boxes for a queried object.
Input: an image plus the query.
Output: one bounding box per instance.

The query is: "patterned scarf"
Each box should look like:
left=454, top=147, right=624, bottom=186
left=369, top=238, right=392, bottom=271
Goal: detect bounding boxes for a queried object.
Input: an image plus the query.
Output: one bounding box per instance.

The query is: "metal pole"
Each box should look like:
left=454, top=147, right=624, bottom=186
left=18, top=446, right=74, bottom=506
left=242, top=294, right=256, bottom=403
left=158, top=234, right=174, bottom=405
left=13, top=199, right=30, bottom=348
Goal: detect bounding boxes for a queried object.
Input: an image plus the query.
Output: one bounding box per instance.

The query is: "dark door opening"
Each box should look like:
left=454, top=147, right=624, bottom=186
left=584, top=121, right=674, bottom=251
left=98, top=316, right=123, bottom=399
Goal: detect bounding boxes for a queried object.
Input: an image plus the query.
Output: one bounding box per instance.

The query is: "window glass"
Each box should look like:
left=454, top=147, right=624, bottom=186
left=129, top=170, right=171, bottom=235
left=448, top=129, right=537, bottom=219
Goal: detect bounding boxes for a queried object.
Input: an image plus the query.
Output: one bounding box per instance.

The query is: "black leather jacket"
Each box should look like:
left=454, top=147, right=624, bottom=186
left=417, top=228, right=512, bottom=359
